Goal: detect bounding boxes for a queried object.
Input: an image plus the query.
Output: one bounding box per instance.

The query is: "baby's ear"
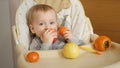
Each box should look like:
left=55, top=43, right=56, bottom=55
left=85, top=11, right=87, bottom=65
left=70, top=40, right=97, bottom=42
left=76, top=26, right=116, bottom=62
left=29, top=24, right=35, bottom=34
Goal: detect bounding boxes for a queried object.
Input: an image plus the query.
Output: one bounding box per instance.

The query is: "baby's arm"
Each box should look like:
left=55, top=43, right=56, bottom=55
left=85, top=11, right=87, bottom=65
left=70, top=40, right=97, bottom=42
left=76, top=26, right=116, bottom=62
left=40, top=43, right=52, bottom=50
left=29, top=37, right=52, bottom=50
left=29, top=37, right=41, bottom=50
left=63, top=28, right=84, bottom=45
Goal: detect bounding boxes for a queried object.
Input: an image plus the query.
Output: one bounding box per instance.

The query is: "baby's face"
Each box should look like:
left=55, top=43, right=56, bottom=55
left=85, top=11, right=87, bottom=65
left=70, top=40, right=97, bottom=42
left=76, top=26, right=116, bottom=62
left=30, top=10, right=57, bottom=37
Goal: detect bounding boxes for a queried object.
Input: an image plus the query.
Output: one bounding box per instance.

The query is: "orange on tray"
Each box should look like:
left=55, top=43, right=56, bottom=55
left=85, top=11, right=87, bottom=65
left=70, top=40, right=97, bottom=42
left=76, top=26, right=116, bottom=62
left=94, top=36, right=112, bottom=51
left=59, top=26, right=67, bottom=37
left=26, top=52, right=39, bottom=63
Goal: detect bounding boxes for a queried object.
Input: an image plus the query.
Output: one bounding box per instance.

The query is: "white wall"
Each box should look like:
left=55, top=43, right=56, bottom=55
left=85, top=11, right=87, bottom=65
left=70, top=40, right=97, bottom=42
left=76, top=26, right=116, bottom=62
left=0, top=0, right=14, bottom=68
left=0, top=0, right=21, bottom=68
left=9, top=0, right=21, bottom=68
left=9, top=0, right=21, bottom=25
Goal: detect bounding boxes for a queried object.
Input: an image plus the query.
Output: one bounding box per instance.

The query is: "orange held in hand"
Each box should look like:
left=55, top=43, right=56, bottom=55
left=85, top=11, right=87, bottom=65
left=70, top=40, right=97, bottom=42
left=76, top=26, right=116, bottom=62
left=59, top=26, right=67, bottom=37
left=52, top=29, right=58, bottom=43
left=53, top=38, right=57, bottom=43
left=94, top=36, right=112, bottom=51
left=26, top=52, right=39, bottom=63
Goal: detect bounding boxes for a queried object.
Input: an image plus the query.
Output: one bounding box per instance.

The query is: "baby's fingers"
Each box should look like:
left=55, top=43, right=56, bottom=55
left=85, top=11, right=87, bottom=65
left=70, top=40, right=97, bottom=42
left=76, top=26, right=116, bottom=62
left=64, top=34, right=70, bottom=40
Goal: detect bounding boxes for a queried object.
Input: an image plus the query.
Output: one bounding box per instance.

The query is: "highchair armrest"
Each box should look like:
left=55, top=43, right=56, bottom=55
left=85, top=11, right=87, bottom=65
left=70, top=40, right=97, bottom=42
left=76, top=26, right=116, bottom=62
left=15, top=44, right=28, bottom=57
left=12, top=25, right=19, bottom=45
left=15, top=44, right=29, bottom=68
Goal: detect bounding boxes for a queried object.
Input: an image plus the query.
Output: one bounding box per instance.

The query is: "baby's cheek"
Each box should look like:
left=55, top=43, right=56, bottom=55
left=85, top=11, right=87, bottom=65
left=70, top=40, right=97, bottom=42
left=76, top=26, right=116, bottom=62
left=38, top=30, right=43, bottom=36
left=53, top=24, right=58, bottom=29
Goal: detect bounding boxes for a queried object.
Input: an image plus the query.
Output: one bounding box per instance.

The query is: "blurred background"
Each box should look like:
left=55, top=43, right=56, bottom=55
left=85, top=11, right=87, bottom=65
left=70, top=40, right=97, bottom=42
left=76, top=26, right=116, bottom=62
left=0, top=0, right=120, bottom=68
left=81, top=0, right=120, bottom=43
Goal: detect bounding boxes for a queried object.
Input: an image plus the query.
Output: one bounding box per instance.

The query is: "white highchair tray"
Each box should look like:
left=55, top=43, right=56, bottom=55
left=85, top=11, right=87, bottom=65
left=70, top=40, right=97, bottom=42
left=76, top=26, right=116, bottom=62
left=16, top=42, right=120, bottom=68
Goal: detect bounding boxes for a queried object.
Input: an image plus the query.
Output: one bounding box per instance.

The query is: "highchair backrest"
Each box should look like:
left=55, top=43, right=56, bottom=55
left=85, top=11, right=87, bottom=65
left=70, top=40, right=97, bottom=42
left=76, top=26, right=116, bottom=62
left=13, top=0, right=93, bottom=50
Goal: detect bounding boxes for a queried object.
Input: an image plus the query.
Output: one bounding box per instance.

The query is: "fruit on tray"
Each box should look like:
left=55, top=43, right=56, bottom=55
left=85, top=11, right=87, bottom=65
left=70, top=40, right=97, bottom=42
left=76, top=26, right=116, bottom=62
left=59, top=26, right=67, bottom=37
left=26, top=51, right=39, bottom=63
left=62, top=42, right=80, bottom=59
left=94, top=36, right=112, bottom=51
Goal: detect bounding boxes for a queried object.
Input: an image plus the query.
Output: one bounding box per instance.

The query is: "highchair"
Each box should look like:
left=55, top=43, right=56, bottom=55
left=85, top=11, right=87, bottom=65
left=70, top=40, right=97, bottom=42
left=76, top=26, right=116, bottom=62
left=12, top=0, right=120, bottom=68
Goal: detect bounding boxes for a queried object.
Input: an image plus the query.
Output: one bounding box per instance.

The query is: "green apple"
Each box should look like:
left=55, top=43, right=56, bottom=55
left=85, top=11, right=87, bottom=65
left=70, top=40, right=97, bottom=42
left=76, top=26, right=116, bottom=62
left=62, top=42, right=80, bottom=59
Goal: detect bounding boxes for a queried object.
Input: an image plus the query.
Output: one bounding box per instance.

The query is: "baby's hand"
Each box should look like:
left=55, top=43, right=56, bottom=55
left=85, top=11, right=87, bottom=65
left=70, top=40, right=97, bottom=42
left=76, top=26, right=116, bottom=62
left=63, top=29, right=73, bottom=42
left=59, top=26, right=73, bottom=42
left=40, top=29, right=57, bottom=45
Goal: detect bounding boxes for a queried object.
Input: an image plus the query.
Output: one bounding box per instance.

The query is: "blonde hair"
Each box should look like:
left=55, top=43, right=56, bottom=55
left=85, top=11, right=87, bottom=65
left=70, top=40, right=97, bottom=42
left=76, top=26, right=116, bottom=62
left=26, top=4, right=55, bottom=25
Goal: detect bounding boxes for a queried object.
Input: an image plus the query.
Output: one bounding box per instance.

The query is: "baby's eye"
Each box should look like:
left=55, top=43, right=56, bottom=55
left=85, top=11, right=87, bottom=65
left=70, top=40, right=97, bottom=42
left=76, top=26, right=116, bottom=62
left=50, top=22, right=55, bottom=25
left=39, top=22, right=44, bottom=26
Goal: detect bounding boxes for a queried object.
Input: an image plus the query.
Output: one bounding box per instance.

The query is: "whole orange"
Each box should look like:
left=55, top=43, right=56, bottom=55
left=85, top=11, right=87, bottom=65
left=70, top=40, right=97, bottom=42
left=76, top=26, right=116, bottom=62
left=26, top=52, right=39, bottom=63
left=59, top=26, right=67, bottom=37
left=94, top=36, right=112, bottom=51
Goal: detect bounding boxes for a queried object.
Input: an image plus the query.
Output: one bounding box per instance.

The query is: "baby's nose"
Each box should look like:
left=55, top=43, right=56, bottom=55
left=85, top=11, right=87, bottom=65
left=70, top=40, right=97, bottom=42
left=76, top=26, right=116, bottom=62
left=44, top=27, right=51, bottom=31
left=44, top=28, right=48, bottom=31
